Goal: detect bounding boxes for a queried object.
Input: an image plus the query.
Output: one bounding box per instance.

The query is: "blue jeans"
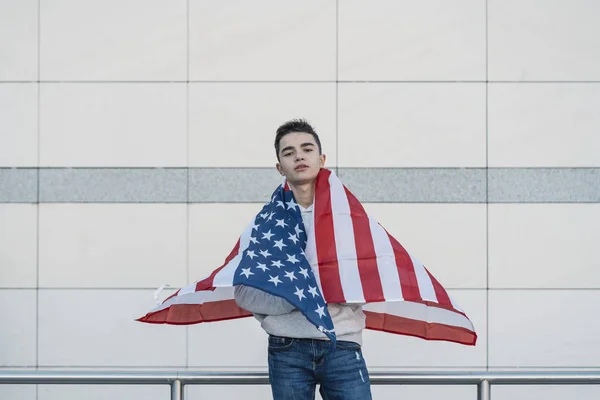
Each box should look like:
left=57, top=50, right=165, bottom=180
left=267, top=335, right=373, bottom=400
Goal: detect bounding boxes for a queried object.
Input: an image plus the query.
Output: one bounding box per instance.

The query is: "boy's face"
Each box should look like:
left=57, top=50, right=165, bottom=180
left=276, top=132, right=326, bottom=185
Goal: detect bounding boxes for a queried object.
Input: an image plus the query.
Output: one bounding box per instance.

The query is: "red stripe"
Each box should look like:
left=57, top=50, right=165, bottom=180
left=385, top=229, right=422, bottom=302
left=426, top=268, right=453, bottom=307
left=195, top=239, right=241, bottom=291
left=364, top=311, right=477, bottom=346
left=344, top=187, right=385, bottom=302
left=136, top=300, right=251, bottom=324
left=314, top=169, right=345, bottom=302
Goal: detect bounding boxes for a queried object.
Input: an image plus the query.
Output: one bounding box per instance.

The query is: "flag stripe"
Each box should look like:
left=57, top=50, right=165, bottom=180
left=426, top=269, right=453, bottom=308
left=386, top=230, right=422, bottom=302
left=195, top=239, right=241, bottom=291
left=409, top=252, right=438, bottom=302
left=314, top=169, right=345, bottom=302
left=369, top=219, right=405, bottom=301
left=330, top=174, right=365, bottom=302
left=344, top=187, right=385, bottom=302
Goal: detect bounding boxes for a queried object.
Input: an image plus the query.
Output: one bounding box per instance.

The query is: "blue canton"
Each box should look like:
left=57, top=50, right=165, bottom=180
left=232, top=184, right=336, bottom=344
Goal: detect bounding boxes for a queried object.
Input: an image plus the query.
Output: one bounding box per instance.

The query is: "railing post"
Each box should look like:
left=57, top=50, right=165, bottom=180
left=171, top=379, right=183, bottom=400
left=477, top=379, right=490, bottom=400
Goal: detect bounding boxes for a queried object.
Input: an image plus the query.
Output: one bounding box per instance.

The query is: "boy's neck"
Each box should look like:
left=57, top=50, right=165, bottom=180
left=288, top=181, right=315, bottom=209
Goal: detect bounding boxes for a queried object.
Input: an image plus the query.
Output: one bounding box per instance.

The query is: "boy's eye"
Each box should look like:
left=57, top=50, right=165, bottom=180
left=283, top=153, right=292, bottom=157
left=305, top=148, right=313, bottom=152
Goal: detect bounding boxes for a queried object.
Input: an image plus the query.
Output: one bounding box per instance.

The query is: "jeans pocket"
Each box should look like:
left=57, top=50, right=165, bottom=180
left=335, top=340, right=361, bottom=351
left=268, top=335, right=295, bottom=351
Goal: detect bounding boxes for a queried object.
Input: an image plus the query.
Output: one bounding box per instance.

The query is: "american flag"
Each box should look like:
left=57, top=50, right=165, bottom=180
left=138, top=168, right=477, bottom=346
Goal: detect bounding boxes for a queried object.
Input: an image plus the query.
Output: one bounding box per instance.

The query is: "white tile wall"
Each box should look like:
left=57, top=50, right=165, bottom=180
left=363, top=204, right=487, bottom=289
left=39, top=0, right=186, bottom=81
left=489, top=204, right=600, bottom=288
left=187, top=317, right=267, bottom=368
left=39, top=83, right=187, bottom=167
left=0, top=383, right=36, bottom=400
left=489, top=290, right=600, bottom=367
left=488, top=0, right=600, bottom=81
left=0, top=0, right=38, bottom=81
left=189, top=1, right=336, bottom=81
left=338, top=83, right=486, bottom=167
left=38, top=289, right=186, bottom=367
left=338, top=0, right=485, bottom=81
left=488, top=84, right=600, bottom=167
left=187, top=385, right=273, bottom=400
left=38, top=385, right=168, bottom=400
left=0, top=290, right=36, bottom=366
left=0, top=83, right=38, bottom=166
left=0, top=205, right=37, bottom=288
left=39, top=204, right=187, bottom=288
left=492, top=385, right=600, bottom=400
left=188, top=204, right=262, bottom=284
left=188, top=83, right=336, bottom=167
left=362, top=290, right=486, bottom=368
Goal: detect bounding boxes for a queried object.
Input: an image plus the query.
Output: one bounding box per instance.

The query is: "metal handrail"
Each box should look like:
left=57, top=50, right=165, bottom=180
left=2, top=370, right=600, bottom=400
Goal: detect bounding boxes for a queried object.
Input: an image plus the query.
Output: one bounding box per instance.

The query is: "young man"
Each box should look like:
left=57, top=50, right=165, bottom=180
left=234, top=119, right=373, bottom=400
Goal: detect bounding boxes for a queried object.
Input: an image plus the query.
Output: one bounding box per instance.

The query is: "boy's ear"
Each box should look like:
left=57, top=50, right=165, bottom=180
left=275, top=163, right=284, bottom=176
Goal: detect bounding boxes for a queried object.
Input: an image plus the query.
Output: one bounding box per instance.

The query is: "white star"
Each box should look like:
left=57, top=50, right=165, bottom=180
left=276, top=201, right=285, bottom=209
left=255, top=262, right=268, bottom=272
left=286, top=199, right=298, bottom=210
left=267, top=212, right=276, bottom=221
left=294, top=286, right=306, bottom=301
left=294, top=224, right=303, bottom=236
left=288, top=233, right=299, bottom=244
left=252, top=223, right=259, bottom=231
left=262, top=230, right=275, bottom=241
left=268, top=275, right=282, bottom=286
left=299, top=267, right=310, bottom=278
left=284, top=271, right=297, bottom=281
left=249, top=236, right=259, bottom=244
left=273, top=239, right=287, bottom=251
left=308, top=285, right=320, bottom=298
left=246, top=250, right=257, bottom=259
left=315, top=304, right=326, bottom=318
left=260, top=212, right=269, bottom=219
left=259, top=249, right=272, bottom=258
left=286, top=254, right=300, bottom=264
left=275, top=219, right=288, bottom=228
left=240, top=268, right=254, bottom=278
left=271, top=195, right=277, bottom=203
left=271, top=260, right=284, bottom=268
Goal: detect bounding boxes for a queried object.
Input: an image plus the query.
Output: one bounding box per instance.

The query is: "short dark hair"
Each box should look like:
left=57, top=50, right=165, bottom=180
left=274, top=119, right=322, bottom=161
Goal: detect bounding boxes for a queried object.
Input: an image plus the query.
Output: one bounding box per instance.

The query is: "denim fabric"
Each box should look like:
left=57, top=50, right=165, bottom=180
left=267, top=335, right=372, bottom=400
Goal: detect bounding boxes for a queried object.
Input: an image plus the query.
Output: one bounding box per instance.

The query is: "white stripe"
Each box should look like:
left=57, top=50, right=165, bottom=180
left=329, top=172, right=365, bottom=302
left=152, top=287, right=236, bottom=312
left=304, top=207, right=323, bottom=295
left=409, top=252, right=438, bottom=302
left=369, top=219, right=404, bottom=301
left=363, top=301, right=474, bottom=331
left=213, top=220, right=254, bottom=287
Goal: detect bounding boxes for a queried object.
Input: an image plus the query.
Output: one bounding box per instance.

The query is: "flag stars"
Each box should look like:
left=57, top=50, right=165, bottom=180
left=262, top=230, right=275, bottom=241
left=246, top=250, right=257, bottom=259
left=294, top=286, right=306, bottom=301
left=286, top=254, right=300, bottom=264
left=299, top=267, right=310, bottom=279
left=288, top=233, right=299, bottom=244
left=271, top=260, right=284, bottom=268
left=259, top=249, right=272, bottom=258
left=273, top=239, right=287, bottom=251
left=308, top=285, right=320, bottom=298
left=267, top=212, right=276, bottom=221
left=240, top=268, right=254, bottom=278
left=286, top=199, right=298, bottom=210
left=315, top=304, right=326, bottom=318
left=249, top=236, right=259, bottom=244
left=268, top=275, right=282, bottom=287
left=275, top=219, right=288, bottom=228
left=276, top=200, right=285, bottom=209
left=284, top=271, right=297, bottom=281
left=255, top=262, right=268, bottom=272
left=294, top=224, right=303, bottom=236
